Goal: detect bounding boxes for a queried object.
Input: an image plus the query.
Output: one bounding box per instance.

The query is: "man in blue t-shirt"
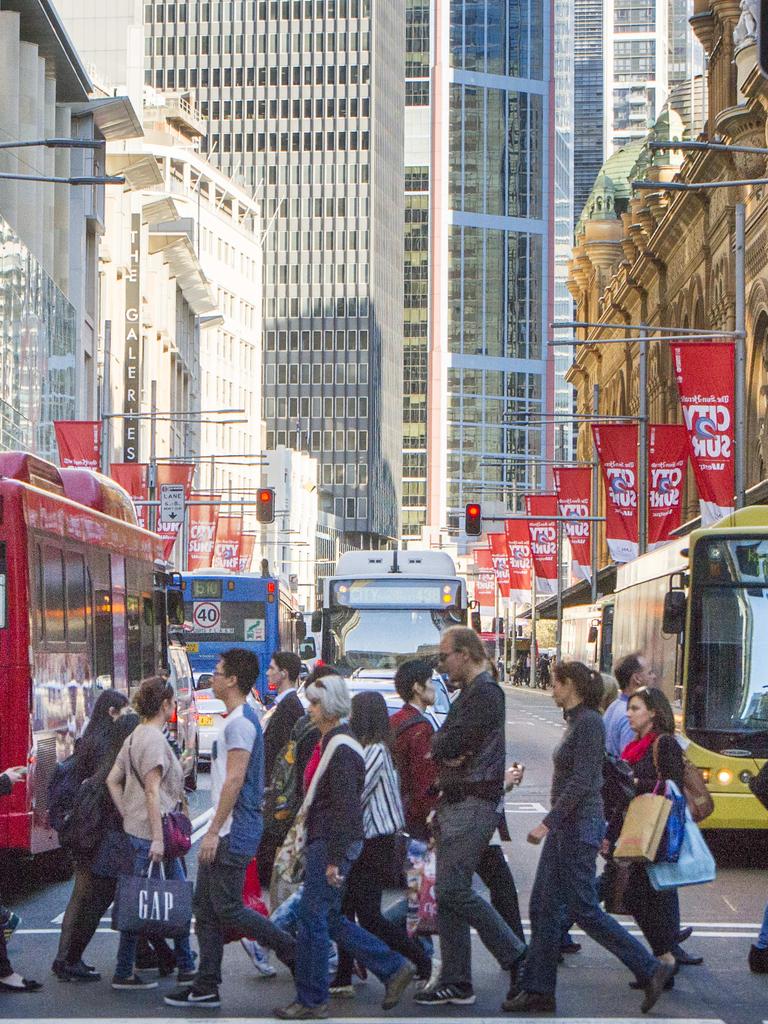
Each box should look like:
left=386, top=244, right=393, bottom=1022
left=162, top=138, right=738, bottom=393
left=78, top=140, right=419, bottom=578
left=165, top=649, right=295, bottom=1010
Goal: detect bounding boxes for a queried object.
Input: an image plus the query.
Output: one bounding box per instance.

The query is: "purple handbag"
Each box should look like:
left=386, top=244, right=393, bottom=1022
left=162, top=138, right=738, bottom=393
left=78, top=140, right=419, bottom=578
left=162, top=811, right=192, bottom=859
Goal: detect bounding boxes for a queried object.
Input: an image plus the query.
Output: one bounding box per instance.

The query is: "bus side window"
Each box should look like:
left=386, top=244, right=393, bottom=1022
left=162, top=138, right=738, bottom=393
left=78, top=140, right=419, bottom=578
left=65, top=552, right=87, bottom=644
left=141, top=595, right=155, bottom=678
left=126, top=594, right=142, bottom=688
left=42, top=546, right=65, bottom=643
left=94, top=589, right=114, bottom=681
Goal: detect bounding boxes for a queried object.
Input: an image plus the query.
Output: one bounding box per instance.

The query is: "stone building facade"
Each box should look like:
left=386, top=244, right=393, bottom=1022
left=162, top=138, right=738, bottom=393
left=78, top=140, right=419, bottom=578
left=566, top=0, right=768, bottom=569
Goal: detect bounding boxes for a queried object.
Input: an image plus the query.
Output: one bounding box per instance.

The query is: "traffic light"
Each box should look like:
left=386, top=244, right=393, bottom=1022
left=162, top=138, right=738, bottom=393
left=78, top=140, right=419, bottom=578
left=761, top=0, right=768, bottom=77
left=465, top=502, right=482, bottom=536
left=257, top=487, right=275, bottom=524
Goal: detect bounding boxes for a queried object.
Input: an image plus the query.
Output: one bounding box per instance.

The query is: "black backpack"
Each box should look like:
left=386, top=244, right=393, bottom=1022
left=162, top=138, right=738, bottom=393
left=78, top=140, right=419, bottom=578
left=58, top=777, right=107, bottom=858
left=602, top=752, right=636, bottom=818
left=262, top=716, right=317, bottom=839
left=47, top=754, right=79, bottom=834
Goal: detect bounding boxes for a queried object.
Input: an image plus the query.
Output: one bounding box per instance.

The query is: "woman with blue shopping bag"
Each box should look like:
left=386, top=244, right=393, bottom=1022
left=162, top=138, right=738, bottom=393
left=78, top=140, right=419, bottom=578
left=619, top=687, right=704, bottom=985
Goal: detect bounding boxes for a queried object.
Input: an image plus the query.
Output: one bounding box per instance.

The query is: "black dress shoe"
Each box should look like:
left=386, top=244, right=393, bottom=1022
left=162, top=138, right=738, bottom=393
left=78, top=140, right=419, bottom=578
left=641, top=962, right=676, bottom=1013
left=502, top=991, right=556, bottom=1013
left=677, top=926, right=693, bottom=943
left=673, top=948, right=704, bottom=966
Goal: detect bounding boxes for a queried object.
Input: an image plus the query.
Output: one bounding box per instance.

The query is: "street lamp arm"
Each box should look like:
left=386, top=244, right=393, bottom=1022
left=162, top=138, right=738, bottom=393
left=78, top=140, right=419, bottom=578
left=0, top=172, right=125, bottom=185
left=633, top=177, right=768, bottom=191
left=648, top=139, right=768, bottom=157
left=0, top=138, right=106, bottom=151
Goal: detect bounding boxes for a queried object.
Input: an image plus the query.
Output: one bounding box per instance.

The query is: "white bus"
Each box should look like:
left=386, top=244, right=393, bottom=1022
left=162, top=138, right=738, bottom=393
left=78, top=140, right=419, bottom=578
left=317, top=549, right=468, bottom=674
left=561, top=597, right=615, bottom=673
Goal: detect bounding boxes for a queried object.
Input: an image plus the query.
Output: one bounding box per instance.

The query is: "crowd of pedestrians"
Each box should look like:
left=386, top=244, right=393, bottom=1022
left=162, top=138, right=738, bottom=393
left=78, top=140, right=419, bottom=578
left=4, top=631, right=766, bottom=1016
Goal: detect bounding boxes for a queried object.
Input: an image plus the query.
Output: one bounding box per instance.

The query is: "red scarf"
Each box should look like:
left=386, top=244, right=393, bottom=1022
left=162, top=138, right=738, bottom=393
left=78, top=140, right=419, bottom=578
left=621, top=731, right=659, bottom=765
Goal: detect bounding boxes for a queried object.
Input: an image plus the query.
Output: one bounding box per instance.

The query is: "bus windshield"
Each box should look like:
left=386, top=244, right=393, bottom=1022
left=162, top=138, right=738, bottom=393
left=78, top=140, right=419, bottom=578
left=328, top=606, right=464, bottom=674
left=687, top=537, right=768, bottom=756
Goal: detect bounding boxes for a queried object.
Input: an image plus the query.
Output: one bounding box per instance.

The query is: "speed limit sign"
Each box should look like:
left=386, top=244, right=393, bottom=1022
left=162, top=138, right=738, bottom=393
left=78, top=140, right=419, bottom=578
left=193, top=601, right=221, bottom=630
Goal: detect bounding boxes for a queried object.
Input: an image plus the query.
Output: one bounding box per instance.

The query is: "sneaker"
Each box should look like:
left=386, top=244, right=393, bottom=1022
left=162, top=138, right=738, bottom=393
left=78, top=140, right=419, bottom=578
left=240, top=938, right=278, bottom=978
left=2, top=913, right=20, bottom=943
left=274, top=1001, right=329, bottom=1019
left=328, top=984, right=355, bottom=998
left=382, top=962, right=416, bottom=1010
left=414, top=983, right=476, bottom=1006
left=164, top=985, right=221, bottom=1008
left=641, top=961, right=676, bottom=1014
left=111, top=974, right=158, bottom=990
left=502, top=991, right=556, bottom=1013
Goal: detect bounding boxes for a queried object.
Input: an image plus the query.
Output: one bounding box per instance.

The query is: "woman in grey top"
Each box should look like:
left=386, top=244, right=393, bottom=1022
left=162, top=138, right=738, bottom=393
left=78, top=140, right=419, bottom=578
left=504, top=661, right=673, bottom=1017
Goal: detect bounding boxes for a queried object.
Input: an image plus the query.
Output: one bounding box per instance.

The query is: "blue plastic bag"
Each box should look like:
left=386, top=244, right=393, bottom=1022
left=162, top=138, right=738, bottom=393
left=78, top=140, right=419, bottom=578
left=646, top=802, right=716, bottom=891
left=655, top=781, right=687, bottom=864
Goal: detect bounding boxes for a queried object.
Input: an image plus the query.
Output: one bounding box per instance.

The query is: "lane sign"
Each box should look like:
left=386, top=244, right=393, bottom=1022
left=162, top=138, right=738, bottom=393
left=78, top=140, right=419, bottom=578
left=160, top=483, right=186, bottom=522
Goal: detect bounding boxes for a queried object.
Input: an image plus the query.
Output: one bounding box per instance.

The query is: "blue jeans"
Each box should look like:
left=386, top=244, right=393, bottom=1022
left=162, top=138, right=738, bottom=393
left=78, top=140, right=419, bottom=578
left=757, top=901, right=768, bottom=949
left=294, top=839, right=406, bottom=1007
left=115, top=837, right=195, bottom=979
left=384, top=896, right=434, bottom=958
left=523, top=826, right=658, bottom=996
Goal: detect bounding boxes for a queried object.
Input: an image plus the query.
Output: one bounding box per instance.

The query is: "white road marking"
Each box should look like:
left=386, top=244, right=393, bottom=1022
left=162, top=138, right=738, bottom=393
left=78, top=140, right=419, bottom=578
left=16, top=1019, right=728, bottom=1024
left=720, top=895, right=737, bottom=913
left=505, top=801, right=548, bottom=813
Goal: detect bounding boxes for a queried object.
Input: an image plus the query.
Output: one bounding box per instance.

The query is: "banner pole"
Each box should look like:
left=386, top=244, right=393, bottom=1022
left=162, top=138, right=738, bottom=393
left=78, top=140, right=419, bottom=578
left=529, top=574, right=537, bottom=689
left=591, top=384, right=599, bottom=603
left=638, top=329, right=648, bottom=554
left=735, top=202, right=746, bottom=509
left=555, top=518, right=563, bottom=662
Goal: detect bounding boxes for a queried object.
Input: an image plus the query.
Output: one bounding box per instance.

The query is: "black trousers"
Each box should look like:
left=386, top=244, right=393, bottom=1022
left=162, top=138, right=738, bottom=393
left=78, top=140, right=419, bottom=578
left=624, top=862, right=679, bottom=957
left=334, top=839, right=432, bottom=985
left=56, top=864, right=116, bottom=967
left=477, top=843, right=526, bottom=945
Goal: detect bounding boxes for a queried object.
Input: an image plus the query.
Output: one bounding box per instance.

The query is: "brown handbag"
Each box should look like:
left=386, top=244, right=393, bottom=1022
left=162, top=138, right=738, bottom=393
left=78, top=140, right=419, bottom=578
left=653, top=737, right=714, bottom=825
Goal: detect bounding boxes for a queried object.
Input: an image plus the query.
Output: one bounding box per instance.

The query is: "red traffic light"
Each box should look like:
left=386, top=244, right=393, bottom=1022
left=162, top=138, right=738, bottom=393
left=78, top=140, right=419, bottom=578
left=465, top=502, right=482, bottom=536
left=257, top=487, right=275, bottom=524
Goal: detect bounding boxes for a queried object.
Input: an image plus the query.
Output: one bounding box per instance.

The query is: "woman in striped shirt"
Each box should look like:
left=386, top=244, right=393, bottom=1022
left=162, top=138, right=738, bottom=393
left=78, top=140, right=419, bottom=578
left=330, top=692, right=433, bottom=996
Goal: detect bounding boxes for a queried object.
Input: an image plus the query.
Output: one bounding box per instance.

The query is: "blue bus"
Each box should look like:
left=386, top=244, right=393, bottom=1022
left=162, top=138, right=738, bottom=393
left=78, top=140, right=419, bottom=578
left=180, top=571, right=301, bottom=700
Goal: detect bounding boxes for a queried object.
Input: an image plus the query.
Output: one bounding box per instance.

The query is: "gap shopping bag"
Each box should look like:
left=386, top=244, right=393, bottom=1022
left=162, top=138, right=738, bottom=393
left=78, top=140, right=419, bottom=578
left=646, top=805, right=716, bottom=891
left=111, top=861, right=193, bottom=939
left=613, top=792, right=671, bottom=862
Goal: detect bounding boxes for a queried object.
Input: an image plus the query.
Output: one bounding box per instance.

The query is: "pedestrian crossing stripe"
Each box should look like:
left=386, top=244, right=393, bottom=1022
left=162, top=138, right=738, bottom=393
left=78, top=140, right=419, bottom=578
left=14, top=1018, right=728, bottom=1024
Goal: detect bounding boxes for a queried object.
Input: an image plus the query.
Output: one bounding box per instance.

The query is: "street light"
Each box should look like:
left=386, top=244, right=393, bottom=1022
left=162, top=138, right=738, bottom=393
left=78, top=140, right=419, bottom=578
left=0, top=171, right=125, bottom=185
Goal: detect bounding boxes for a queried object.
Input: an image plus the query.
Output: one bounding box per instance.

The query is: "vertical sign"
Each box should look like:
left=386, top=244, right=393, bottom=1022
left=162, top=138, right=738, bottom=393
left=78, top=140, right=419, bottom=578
left=123, top=214, right=141, bottom=462
left=592, top=423, right=639, bottom=563
left=553, top=466, right=592, bottom=582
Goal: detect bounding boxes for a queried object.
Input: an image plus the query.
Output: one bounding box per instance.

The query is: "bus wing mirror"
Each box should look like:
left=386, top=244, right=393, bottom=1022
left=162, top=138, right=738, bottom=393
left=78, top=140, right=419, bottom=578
left=471, top=610, right=481, bottom=632
left=587, top=624, right=598, bottom=644
left=662, top=590, right=686, bottom=635
left=310, top=611, right=322, bottom=632
left=296, top=618, right=307, bottom=641
left=167, top=589, right=185, bottom=627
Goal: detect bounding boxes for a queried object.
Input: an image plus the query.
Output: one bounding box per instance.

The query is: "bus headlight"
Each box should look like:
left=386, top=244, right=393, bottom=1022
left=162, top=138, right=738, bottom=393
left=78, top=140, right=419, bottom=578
left=739, top=770, right=754, bottom=785
left=716, top=769, right=733, bottom=786
left=700, top=767, right=711, bottom=783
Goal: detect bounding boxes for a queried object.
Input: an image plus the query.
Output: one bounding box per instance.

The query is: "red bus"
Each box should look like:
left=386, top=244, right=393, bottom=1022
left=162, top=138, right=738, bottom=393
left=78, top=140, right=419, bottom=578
left=0, top=452, right=176, bottom=857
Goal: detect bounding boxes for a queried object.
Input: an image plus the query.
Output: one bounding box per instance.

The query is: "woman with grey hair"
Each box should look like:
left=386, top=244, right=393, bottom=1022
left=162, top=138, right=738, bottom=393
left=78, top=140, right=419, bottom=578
left=275, top=675, right=415, bottom=1020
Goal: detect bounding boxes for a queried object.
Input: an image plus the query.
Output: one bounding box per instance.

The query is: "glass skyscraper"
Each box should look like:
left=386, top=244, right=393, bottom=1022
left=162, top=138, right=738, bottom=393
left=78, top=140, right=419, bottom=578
left=145, top=0, right=405, bottom=546
left=422, top=0, right=555, bottom=533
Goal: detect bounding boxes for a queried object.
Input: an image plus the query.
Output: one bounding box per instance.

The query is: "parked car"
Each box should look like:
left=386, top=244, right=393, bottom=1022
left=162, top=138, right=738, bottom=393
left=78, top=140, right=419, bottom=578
left=166, top=641, right=199, bottom=790
left=193, top=673, right=267, bottom=766
left=298, top=669, right=451, bottom=730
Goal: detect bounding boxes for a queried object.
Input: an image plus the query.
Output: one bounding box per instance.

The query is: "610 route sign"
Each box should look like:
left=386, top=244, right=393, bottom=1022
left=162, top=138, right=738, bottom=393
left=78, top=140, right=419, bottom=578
left=159, top=483, right=186, bottom=522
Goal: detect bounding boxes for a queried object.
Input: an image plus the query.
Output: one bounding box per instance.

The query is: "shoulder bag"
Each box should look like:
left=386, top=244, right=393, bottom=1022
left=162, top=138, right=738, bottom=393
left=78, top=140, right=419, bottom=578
left=270, top=733, right=363, bottom=906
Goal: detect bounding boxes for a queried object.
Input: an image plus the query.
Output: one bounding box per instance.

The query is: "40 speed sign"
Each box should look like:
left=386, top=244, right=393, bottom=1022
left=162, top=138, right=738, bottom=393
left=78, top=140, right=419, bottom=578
left=192, top=601, right=221, bottom=630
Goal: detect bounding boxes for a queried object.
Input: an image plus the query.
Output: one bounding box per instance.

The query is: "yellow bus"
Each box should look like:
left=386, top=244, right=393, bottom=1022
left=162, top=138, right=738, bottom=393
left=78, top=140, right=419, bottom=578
left=612, top=506, right=768, bottom=830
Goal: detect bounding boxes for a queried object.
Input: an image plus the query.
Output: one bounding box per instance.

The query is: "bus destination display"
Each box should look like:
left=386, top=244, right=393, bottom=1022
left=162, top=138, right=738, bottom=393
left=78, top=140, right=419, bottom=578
left=331, top=579, right=459, bottom=608
left=191, top=579, right=223, bottom=599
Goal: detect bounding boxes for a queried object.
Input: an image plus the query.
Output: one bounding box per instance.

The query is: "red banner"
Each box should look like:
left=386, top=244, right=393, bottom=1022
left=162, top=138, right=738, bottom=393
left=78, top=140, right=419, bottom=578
left=648, top=424, right=689, bottom=548
left=553, top=466, right=592, bottom=582
left=155, top=464, right=195, bottom=560
left=473, top=547, right=496, bottom=609
left=212, top=515, right=242, bottom=570
left=488, top=532, right=511, bottom=598
left=238, top=534, right=256, bottom=573
left=672, top=342, right=734, bottom=525
left=592, top=424, right=638, bottom=563
left=110, top=463, right=148, bottom=530
left=187, top=495, right=220, bottom=571
left=54, top=420, right=102, bottom=470
left=504, top=519, right=532, bottom=604
left=525, top=494, right=558, bottom=596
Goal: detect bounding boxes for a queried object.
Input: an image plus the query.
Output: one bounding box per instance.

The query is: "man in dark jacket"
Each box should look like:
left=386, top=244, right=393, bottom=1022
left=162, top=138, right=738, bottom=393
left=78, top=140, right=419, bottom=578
left=415, top=627, right=526, bottom=1007
left=263, top=653, right=305, bottom=779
